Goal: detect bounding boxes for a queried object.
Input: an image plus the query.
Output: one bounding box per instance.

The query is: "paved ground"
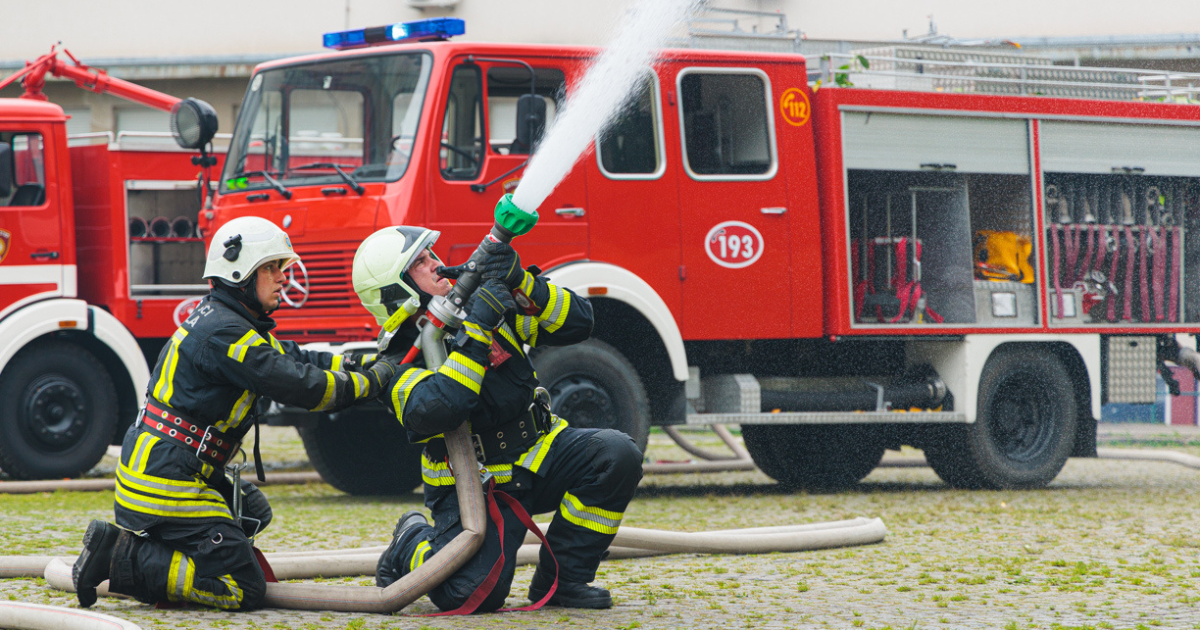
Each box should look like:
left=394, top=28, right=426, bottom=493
left=4, top=426, right=1200, bottom=629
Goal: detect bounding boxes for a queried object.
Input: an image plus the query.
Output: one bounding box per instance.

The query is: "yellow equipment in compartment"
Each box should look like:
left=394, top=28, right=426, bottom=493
left=973, top=230, right=1035, bottom=283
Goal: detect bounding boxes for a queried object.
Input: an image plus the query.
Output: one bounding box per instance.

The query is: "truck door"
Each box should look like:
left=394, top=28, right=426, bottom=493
left=0, top=129, right=65, bottom=317
left=674, top=68, right=791, bottom=339
left=429, top=59, right=588, bottom=269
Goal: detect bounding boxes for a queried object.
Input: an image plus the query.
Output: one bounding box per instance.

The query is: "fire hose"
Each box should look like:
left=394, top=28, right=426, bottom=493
left=0, top=602, right=142, bottom=630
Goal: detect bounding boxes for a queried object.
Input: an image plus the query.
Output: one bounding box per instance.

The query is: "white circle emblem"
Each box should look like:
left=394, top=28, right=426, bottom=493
left=173, top=297, right=204, bottom=326
left=704, top=221, right=764, bottom=269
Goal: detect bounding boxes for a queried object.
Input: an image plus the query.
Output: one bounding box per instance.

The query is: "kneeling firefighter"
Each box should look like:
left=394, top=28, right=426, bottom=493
left=73, top=217, right=397, bottom=611
left=353, top=226, right=643, bottom=611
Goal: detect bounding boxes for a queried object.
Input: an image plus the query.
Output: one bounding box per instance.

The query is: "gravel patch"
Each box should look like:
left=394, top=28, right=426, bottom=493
left=4, top=427, right=1200, bottom=628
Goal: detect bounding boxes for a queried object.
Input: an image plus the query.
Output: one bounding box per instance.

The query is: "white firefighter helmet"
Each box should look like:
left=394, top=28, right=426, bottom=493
left=353, top=225, right=441, bottom=326
left=203, top=216, right=300, bottom=286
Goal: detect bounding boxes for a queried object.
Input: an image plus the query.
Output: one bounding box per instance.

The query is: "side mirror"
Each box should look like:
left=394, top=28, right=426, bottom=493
left=511, top=94, right=546, bottom=155
left=170, top=97, right=219, bottom=150
left=0, top=144, right=11, bottom=198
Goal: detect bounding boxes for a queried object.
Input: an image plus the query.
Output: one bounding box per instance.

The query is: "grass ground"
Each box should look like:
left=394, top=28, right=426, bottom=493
left=3, top=426, right=1200, bottom=629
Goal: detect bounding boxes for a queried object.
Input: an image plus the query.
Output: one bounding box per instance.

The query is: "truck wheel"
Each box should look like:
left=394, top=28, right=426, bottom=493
left=0, top=340, right=117, bottom=480
left=924, top=346, right=1076, bottom=490
left=298, top=405, right=424, bottom=495
left=532, top=339, right=650, bottom=452
left=742, top=425, right=884, bottom=491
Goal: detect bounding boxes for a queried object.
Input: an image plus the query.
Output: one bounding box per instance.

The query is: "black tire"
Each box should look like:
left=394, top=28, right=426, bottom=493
left=298, top=404, right=424, bottom=495
left=741, top=424, right=884, bottom=491
left=0, top=340, right=117, bottom=480
left=924, top=346, right=1077, bottom=490
left=532, top=339, right=650, bottom=452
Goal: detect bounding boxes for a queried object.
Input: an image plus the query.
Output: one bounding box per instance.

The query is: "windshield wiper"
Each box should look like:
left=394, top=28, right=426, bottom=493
left=291, top=163, right=365, bottom=195
left=237, top=170, right=292, bottom=199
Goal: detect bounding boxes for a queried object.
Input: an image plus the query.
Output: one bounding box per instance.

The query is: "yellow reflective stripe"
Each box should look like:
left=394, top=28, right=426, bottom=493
left=512, top=317, right=538, bottom=348
left=392, top=368, right=434, bottom=427
left=538, top=286, right=571, bottom=333
left=267, top=334, right=284, bottom=354
left=559, top=492, right=623, bottom=535
left=189, top=574, right=242, bottom=609
left=437, top=353, right=485, bottom=395
left=419, top=452, right=513, bottom=486
left=216, top=390, right=256, bottom=432
left=116, top=464, right=226, bottom=501
left=331, top=355, right=344, bottom=371
left=461, top=321, right=492, bottom=345
left=518, top=271, right=535, bottom=297
left=410, top=540, right=432, bottom=572
left=349, top=372, right=369, bottom=399
left=114, top=484, right=234, bottom=520
left=167, top=552, right=188, bottom=601
left=225, top=330, right=262, bottom=363
left=309, top=371, right=338, bottom=411
left=153, top=329, right=189, bottom=404
left=130, top=432, right=156, bottom=473
left=517, top=415, right=568, bottom=473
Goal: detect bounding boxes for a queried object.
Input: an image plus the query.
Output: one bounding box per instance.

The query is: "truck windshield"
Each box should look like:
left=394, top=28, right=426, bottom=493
left=221, top=52, right=432, bottom=193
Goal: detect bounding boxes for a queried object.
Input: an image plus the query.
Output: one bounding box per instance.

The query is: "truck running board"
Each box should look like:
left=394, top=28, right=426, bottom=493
left=685, top=411, right=967, bottom=425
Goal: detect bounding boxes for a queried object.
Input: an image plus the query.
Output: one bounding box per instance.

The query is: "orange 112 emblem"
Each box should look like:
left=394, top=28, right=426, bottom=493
left=779, top=88, right=810, bottom=127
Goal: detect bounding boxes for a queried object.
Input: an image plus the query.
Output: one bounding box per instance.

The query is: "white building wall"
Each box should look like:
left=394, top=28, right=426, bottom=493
left=2, top=0, right=1198, bottom=60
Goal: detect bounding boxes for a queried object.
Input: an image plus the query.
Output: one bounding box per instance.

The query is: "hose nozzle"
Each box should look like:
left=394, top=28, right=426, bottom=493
left=493, top=193, right=538, bottom=240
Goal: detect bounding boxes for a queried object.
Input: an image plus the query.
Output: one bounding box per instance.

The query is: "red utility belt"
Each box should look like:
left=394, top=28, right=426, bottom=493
left=141, top=401, right=238, bottom=469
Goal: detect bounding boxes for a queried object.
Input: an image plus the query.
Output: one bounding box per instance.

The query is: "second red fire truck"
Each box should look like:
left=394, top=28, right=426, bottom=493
left=134, top=20, right=1200, bottom=493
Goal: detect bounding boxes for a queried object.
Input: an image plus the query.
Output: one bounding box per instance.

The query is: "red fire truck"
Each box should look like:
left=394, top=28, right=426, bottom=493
left=0, top=47, right=220, bottom=480
left=208, top=19, right=1200, bottom=494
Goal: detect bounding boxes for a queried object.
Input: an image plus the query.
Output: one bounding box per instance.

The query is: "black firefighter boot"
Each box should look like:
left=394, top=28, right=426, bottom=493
left=528, top=566, right=613, bottom=609
left=376, top=511, right=429, bottom=587
left=73, top=520, right=122, bottom=607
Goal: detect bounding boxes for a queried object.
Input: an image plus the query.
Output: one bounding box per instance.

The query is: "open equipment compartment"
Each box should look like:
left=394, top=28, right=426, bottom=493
left=843, top=111, right=1038, bottom=327
left=127, top=179, right=207, bottom=296
left=1039, top=120, right=1200, bottom=325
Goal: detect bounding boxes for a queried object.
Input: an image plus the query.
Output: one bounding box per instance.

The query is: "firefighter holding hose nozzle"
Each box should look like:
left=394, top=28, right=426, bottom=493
left=72, top=217, right=398, bottom=611
left=353, top=226, right=642, bottom=611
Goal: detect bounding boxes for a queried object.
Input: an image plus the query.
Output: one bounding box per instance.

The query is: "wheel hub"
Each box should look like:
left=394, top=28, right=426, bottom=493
left=548, top=375, right=616, bottom=430
left=990, top=373, right=1052, bottom=462
left=22, top=375, right=88, bottom=451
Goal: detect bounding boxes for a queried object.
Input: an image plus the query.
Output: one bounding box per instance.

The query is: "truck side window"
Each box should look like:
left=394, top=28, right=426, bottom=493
left=486, top=66, right=565, bottom=155
left=0, top=133, right=46, bottom=207
left=679, top=71, right=774, bottom=178
left=440, top=65, right=484, bottom=180
left=597, top=75, right=662, bottom=178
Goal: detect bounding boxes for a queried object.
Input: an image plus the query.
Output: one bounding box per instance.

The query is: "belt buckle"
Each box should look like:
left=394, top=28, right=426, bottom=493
left=471, top=434, right=486, bottom=463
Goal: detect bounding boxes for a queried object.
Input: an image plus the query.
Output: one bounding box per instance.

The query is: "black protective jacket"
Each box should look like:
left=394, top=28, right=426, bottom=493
left=381, top=274, right=592, bottom=490
left=115, top=290, right=375, bottom=531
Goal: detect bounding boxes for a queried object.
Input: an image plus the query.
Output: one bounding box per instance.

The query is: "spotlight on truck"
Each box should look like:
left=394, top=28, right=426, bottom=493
left=170, top=97, right=219, bottom=150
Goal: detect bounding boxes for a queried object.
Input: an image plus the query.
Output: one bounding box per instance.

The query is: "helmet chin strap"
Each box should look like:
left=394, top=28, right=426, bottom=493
left=215, top=273, right=271, bottom=317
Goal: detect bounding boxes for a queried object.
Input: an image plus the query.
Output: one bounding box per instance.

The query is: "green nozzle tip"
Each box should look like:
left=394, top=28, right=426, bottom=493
left=494, top=193, right=538, bottom=237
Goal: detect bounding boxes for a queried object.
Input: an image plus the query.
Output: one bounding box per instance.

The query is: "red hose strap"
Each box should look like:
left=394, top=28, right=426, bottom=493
left=1123, top=226, right=1136, bottom=322
left=1170, top=226, right=1182, bottom=322
left=1081, top=224, right=1097, bottom=278
left=1107, top=227, right=1121, bottom=322
left=254, top=547, right=278, bottom=583
left=495, top=490, right=558, bottom=612
left=1051, top=225, right=1064, bottom=318
left=1139, top=227, right=1151, bottom=321
left=1153, top=226, right=1167, bottom=321
left=1064, top=224, right=1080, bottom=285
left=426, top=481, right=506, bottom=616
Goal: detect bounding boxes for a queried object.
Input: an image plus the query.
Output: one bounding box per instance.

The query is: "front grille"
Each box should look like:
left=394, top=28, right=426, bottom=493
left=287, top=242, right=357, bottom=312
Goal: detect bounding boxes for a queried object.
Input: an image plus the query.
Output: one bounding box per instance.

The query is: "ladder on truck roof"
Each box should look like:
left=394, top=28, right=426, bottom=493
left=818, top=46, right=1200, bottom=102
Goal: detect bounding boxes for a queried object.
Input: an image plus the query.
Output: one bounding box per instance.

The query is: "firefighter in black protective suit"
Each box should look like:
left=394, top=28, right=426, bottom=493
left=352, top=226, right=642, bottom=611
left=72, top=216, right=397, bottom=611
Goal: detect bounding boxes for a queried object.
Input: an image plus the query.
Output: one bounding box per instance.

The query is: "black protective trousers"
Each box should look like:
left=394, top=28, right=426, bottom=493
left=109, top=483, right=270, bottom=611
left=390, top=427, right=643, bottom=613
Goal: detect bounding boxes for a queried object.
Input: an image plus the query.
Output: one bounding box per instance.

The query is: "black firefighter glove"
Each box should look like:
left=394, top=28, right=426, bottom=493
left=364, top=354, right=401, bottom=398
left=239, top=479, right=273, bottom=538
left=480, top=239, right=525, bottom=290
left=465, top=279, right=516, bottom=331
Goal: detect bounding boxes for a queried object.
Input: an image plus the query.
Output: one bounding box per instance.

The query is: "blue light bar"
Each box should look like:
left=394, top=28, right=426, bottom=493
left=323, top=18, right=465, bottom=50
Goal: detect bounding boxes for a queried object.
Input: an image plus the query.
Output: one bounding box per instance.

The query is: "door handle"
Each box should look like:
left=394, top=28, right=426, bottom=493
left=556, top=207, right=586, bottom=217
left=760, top=207, right=787, bottom=215
left=30, top=251, right=60, bottom=260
